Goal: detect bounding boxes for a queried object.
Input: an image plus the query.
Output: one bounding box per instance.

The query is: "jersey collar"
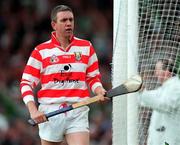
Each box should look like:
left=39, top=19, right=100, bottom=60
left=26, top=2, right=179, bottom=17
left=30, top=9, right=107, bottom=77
left=51, top=31, right=74, bottom=47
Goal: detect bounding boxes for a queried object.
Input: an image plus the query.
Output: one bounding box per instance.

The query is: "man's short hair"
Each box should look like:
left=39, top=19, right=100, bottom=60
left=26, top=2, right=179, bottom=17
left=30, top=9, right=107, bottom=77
left=51, top=5, right=73, bottom=22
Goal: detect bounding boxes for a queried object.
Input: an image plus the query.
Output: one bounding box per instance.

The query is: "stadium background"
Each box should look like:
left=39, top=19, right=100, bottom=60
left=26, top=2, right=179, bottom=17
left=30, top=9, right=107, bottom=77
left=0, top=0, right=112, bottom=145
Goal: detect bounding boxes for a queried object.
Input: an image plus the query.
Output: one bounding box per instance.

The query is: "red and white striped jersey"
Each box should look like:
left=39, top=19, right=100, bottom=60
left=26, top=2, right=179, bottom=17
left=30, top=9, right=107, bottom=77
left=20, top=32, right=102, bottom=105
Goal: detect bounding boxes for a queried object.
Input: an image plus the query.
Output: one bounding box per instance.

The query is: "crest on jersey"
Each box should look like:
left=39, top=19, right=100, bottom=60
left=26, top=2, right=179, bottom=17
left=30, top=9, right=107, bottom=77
left=74, top=52, right=82, bottom=61
left=50, top=55, right=59, bottom=63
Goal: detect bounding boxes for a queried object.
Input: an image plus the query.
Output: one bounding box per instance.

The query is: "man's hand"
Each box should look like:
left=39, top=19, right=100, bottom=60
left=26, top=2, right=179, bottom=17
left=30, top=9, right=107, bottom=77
left=94, top=86, right=108, bottom=101
left=27, top=101, right=47, bottom=124
left=30, top=110, right=47, bottom=124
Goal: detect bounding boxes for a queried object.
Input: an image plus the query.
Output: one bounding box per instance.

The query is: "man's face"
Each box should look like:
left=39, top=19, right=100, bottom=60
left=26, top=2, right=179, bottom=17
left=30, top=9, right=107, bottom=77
left=154, top=61, right=171, bottom=83
left=52, top=11, right=74, bottom=38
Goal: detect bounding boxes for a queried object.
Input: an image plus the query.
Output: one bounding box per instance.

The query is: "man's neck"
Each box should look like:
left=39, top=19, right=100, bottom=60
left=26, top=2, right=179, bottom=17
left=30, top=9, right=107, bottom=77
left=56, top=33, right=72, bottom=50
left=59, top=37, right=70, bottom=50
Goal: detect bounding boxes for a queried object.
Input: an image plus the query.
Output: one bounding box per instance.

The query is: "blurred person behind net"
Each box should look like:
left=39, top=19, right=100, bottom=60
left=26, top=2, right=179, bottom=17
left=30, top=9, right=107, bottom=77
left=139, top=59, right=180, bottom=145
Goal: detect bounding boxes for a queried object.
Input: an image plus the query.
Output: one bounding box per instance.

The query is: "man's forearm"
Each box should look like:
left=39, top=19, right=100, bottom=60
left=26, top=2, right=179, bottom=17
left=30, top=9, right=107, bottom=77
left=26, top=101, right=38, bottom=115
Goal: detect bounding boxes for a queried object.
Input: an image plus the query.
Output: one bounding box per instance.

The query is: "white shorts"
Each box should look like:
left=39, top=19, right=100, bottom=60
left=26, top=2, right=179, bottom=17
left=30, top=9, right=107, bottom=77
left=38, top=103, right=89, bottom=142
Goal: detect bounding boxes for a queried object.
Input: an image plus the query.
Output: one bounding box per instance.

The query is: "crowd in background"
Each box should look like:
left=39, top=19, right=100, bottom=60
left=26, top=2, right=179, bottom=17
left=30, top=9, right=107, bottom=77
left=0, top=0, right=112, bottom=145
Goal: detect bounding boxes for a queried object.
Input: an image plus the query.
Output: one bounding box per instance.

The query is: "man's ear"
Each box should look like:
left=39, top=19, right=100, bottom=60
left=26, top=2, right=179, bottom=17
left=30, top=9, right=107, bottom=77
left=51, top=21, right=56, bottom=30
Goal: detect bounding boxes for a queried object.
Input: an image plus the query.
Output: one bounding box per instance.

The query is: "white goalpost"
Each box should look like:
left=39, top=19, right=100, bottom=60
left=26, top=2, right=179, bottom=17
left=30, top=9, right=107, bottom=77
left=113, top=0, right=180, bottom=145
left=113, top=0, right=139, bottom=145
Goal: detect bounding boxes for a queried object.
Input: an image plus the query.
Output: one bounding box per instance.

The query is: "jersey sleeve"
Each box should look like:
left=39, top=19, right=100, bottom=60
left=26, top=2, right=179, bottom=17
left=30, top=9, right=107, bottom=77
left=86, top=43, right=103, bottom=93
left=20, top=48, right=42, bottom=104
left=138, top=77, right=180, bottom=113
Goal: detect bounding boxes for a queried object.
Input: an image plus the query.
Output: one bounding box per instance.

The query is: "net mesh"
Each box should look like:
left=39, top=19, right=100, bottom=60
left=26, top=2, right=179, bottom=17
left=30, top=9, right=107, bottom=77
left=138, top=0, right=180, bottom=144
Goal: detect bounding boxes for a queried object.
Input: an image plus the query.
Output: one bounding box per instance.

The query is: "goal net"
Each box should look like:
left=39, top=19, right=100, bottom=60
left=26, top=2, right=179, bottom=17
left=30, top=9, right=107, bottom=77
left=113, top=0, right=180, bottom=145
